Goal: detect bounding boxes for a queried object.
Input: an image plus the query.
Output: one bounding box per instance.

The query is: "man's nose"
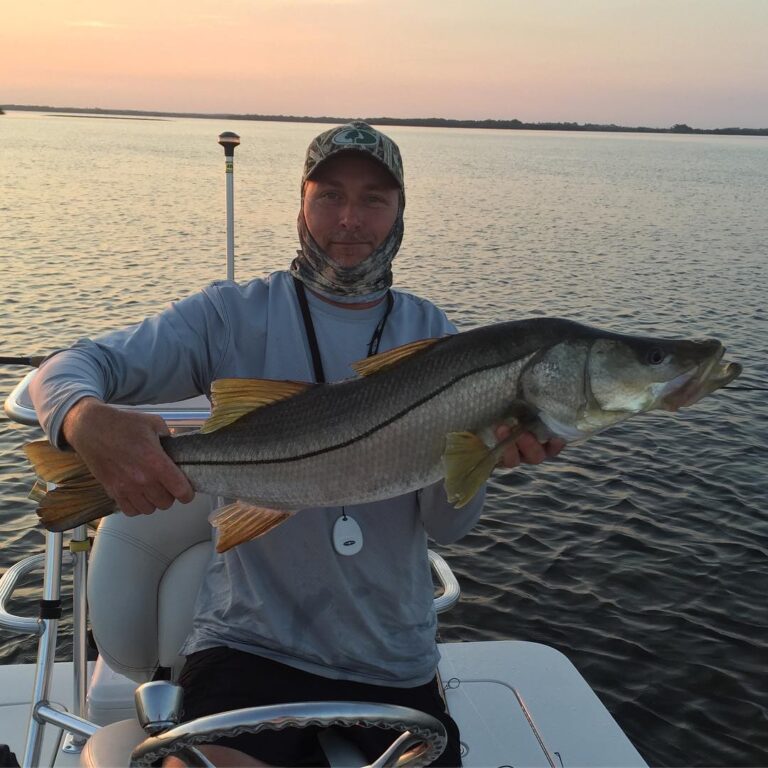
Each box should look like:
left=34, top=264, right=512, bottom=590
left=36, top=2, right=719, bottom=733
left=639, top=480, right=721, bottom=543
left=338, top=202, right=363, bottom=228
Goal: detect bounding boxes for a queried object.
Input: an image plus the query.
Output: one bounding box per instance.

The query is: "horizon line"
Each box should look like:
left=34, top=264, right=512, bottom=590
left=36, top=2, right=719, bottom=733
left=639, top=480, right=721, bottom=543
left=2, top=104, right=767, bottom=136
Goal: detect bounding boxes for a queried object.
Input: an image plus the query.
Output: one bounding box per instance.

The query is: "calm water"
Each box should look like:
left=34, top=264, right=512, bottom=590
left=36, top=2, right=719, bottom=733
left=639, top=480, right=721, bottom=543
left=1, top=112, right=767, bottom=766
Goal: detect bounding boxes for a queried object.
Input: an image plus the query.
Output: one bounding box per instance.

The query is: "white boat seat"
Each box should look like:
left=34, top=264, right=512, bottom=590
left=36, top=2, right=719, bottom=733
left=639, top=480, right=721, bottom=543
left=83, top=496, right=213, bottom=767
left=84, top=496, right=375, bottom=767
left=88, top=495, right=214, bottom=683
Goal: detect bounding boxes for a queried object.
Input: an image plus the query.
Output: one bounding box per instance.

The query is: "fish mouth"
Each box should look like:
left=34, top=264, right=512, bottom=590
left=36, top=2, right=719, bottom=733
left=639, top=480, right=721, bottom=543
left=659, top=345, right=742, bottom=411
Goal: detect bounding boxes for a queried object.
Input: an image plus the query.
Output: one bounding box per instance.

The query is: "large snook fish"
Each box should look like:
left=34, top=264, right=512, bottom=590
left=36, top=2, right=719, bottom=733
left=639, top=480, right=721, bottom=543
left=25, top=318, right=741, bottom=552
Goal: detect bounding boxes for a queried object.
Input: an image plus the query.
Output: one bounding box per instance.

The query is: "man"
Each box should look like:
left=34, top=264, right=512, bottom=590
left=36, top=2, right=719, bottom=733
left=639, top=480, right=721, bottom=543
left=31, top=121, right=563, bottom=766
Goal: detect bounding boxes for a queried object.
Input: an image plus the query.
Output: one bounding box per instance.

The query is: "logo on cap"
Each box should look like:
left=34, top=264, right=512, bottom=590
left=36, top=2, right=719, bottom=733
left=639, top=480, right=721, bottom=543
left=332, top=128, right=379, bottom=146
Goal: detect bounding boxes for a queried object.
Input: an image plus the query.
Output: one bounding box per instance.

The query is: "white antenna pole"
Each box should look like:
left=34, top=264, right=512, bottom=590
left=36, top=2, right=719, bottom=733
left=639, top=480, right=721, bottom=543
left=218, top=131, right=240, bottom=281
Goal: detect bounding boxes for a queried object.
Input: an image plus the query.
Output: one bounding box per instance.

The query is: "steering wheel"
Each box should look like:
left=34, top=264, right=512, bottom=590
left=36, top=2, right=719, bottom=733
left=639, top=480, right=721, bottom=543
left=129, top=700, right=447, bottom=767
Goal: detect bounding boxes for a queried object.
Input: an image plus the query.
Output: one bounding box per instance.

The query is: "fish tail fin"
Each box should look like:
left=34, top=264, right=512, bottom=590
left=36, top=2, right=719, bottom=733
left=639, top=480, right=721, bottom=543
left=210, top=501, right=292, bottom=553
left=24, top=440, right=116, bottom=530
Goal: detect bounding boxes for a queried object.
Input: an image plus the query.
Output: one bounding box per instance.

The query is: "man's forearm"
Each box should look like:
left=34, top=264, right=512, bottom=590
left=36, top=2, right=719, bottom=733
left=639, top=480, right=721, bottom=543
left=60, top=396, right=106, bottom=451
left=30, top=350, right=110, bottom=448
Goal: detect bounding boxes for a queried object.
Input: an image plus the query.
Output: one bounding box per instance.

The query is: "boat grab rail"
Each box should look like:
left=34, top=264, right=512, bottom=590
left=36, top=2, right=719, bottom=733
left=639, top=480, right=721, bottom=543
left=0, top=550, right=74, bottom=635
left=4, top=370, right=211, bottom=429
left=429, top=550, right=460, bottom=614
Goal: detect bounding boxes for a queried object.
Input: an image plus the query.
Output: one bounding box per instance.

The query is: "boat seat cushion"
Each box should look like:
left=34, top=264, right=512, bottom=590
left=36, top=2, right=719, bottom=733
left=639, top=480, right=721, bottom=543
left=88, top=495, right=214, bottom=683
left=158, top=541, right=213, bottom=678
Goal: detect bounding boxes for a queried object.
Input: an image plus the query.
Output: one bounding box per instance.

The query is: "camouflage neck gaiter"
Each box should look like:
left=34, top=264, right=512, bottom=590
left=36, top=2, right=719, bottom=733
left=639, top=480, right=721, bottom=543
left=289, top=120, right=406, bottom=304
left=290, top=206, right=404, bottom=304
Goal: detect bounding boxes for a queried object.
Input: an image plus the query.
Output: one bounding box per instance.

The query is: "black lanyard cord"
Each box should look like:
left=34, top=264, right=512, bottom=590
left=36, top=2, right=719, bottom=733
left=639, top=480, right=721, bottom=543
left=292, top=277, right=393, bottom=384
left=367, top=290, right=394, bottom=358
left=293, top=278, right=326, bottom=383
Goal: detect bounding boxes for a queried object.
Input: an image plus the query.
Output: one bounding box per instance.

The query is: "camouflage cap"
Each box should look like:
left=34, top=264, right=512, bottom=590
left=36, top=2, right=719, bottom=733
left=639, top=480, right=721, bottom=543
left=302, top=121, right=404, bottom=192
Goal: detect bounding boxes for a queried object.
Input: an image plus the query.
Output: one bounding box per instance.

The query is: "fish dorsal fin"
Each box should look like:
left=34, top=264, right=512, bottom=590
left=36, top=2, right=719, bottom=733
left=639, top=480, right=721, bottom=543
left=351, top=338, right=442, bottom=377
left=201, top=378, right=312, bottom=434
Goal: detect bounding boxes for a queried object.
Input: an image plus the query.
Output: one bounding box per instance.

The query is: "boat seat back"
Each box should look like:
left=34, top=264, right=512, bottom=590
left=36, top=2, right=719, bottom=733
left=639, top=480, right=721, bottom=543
left=84, top=495, right=369, bottom=767
left=88, top=495, right=214, bottom=683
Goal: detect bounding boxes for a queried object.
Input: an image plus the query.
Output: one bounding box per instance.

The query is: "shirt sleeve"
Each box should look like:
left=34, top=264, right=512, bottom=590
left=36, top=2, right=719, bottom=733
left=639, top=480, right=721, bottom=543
left=29, top=285, right=231, bottom=448
left=418, top=481, right=485, bottom=545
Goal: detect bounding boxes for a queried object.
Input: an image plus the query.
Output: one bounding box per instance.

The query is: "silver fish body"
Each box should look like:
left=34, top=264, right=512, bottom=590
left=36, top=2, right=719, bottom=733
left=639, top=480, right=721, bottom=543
left=27, top=317, right=741, bottom=548
left=161, top=317, right=740, bottom=509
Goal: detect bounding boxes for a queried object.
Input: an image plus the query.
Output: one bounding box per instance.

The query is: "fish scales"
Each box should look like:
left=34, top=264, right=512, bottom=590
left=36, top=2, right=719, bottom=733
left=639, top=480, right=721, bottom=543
left=165, top=320, right=542, bottom=463
left=168, top=357, right=534, bottom=508
left=162, top=322, right=544, bottom=507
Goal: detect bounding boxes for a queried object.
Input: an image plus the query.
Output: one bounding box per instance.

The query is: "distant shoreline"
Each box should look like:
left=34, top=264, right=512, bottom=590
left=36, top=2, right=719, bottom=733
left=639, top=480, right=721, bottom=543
left=2, top=104, right=767, bottom=136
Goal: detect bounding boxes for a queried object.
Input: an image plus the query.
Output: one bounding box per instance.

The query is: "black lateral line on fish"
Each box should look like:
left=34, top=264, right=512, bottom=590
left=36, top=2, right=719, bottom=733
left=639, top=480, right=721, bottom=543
left=177, top=358, right=517, bottom=468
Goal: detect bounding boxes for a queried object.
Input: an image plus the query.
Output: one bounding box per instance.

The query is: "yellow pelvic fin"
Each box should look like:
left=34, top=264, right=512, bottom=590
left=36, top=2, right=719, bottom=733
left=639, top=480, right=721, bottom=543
left=351, top=337, right=442, bottom=377
left=443, top=424, right=525, bottom=507
left=209, top=500, right=293, bottom=553
left=202, top=378, right=312, bottom=434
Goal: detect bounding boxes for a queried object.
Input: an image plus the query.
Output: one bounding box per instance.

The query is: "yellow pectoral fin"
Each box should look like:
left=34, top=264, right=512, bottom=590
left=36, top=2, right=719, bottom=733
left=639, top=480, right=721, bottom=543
left=443, top=432, right=502, bottom=508
left=209, top=500, right=293, bottom=552
left=351, top=337, right=442, bottom=377
left=443, top=424, right=526, bottom=507
left=202, top=378, right=312, bottom=434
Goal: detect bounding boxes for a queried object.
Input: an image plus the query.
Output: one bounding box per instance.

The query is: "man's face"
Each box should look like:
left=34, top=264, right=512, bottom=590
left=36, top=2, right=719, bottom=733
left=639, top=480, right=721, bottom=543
left=302, top=153, right=400, bottom=268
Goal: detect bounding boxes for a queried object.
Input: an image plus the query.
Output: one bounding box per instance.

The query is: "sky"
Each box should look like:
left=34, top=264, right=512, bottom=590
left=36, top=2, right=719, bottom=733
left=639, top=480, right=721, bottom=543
left=2, top=0, right=767, bottom=129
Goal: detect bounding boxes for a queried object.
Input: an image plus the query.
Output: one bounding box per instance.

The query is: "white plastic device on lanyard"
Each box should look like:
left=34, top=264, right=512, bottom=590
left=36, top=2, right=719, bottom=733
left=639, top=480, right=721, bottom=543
left=332, top=510, right=363, bottom=556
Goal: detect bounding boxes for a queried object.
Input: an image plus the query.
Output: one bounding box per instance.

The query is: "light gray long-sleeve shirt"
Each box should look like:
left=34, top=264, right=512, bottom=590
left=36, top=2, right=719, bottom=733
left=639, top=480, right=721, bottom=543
left=30, top=270, right=485, bottom=686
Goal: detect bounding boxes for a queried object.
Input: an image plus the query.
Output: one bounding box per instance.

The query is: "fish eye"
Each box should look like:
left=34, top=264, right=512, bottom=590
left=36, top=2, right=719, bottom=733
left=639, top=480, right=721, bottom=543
left=646, top=347, right=666, bottom=365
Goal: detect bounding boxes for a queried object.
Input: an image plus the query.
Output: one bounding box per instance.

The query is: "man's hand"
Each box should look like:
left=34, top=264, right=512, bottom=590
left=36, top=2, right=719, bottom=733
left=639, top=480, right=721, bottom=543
left=62, top=397, right=195, bottom=517
left=494, top=424, right=565, bottom=469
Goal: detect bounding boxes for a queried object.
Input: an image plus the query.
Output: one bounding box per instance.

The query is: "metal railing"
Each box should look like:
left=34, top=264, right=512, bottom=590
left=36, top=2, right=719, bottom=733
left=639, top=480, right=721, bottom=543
left=3, top=369, right=212, bottom=429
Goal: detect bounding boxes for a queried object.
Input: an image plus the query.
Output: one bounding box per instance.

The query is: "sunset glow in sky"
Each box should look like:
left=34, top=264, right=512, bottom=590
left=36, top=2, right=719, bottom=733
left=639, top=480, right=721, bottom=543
left=3, top=0, right=767, bottom=128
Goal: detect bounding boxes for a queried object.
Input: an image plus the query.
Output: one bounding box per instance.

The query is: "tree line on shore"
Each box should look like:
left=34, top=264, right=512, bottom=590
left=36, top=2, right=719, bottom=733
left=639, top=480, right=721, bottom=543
left=2, top=105, right=767, bottom=136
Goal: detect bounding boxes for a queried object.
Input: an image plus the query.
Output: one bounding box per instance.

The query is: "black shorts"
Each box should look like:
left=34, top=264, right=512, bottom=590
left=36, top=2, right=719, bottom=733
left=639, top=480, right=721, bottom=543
left=178, top=647, right=462, bottom=767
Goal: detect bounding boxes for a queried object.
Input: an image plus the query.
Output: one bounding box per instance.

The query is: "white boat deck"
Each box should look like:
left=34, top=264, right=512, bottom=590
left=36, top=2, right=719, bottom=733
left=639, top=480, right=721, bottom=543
left=0, top=642, right=647, bottom=767
left=1, top=662, right=84, bottom=767
left=439, top=641, right=646, bottom=767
